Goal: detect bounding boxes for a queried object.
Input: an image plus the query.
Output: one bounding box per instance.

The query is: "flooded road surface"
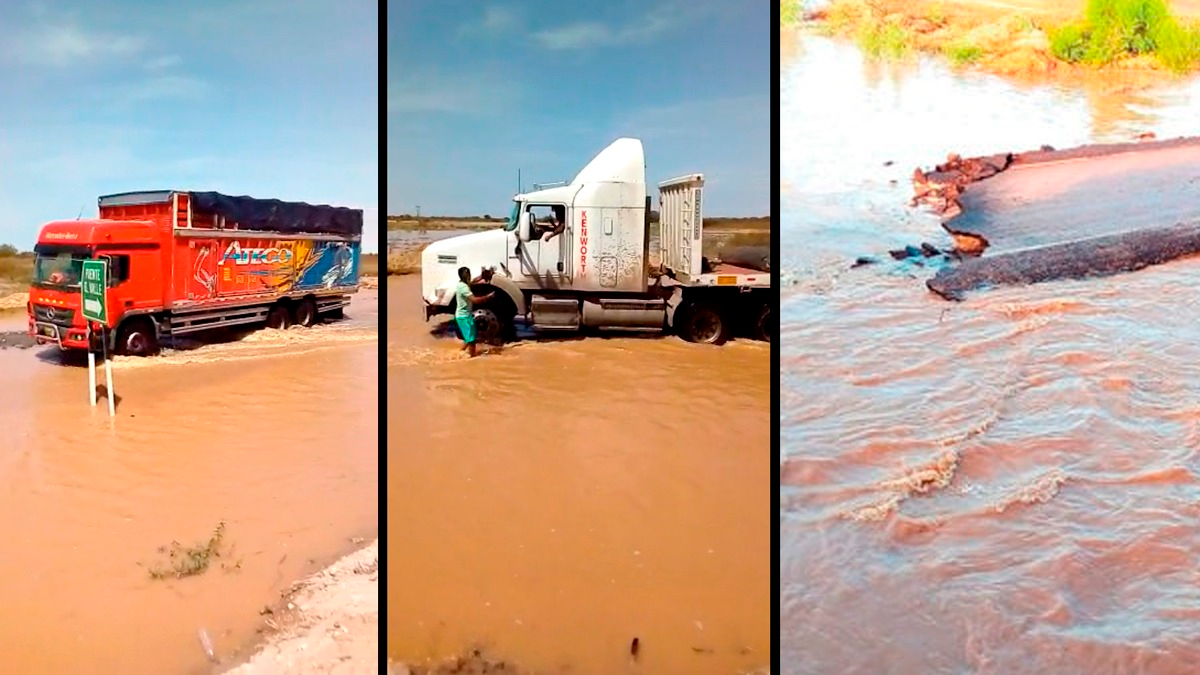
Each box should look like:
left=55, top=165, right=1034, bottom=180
left=0, top=290, right=378, bottom=673
left=782, top=33, right=1200, bottom=674
left=387, top=275, right=770, bottom=674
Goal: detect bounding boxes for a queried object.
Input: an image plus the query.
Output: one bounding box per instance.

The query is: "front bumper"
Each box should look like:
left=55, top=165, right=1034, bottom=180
left=423, top=287, right=454, bottom=321
left=30, top=319, right=90, bottom=350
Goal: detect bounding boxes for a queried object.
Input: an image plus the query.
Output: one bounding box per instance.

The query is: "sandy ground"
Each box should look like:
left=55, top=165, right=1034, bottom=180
left=0, top=291, right=25, bottom=311
left=224, top=540, right=378, bottom=674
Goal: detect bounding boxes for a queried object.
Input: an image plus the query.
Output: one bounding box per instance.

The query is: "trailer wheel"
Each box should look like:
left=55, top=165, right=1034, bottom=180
left=754, top=305, right=773, bottom=342
left=267, top=304, right=292, bottom=330
left=294, top=298, right=318, bottom=327
left=678, top=303, right=730, bottom=346
left=325, top=306, right=345, bottom=320
left=117, top=318, right=159, bottom=357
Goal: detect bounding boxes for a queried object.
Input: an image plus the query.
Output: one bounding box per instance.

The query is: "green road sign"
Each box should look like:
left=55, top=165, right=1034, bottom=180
left=80, top=259, right=108, bottom=324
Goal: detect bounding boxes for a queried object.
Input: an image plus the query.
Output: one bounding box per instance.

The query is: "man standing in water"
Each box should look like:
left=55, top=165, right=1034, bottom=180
left=455, top=266, right=495, bottom=357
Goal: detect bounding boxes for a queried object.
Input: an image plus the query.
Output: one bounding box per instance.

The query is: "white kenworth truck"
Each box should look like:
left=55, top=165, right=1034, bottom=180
left=421, top=138, right=772, bottom=345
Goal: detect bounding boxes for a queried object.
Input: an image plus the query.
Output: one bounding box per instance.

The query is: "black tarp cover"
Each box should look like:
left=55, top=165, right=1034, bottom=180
left=190, top=192, right=363, bottom=236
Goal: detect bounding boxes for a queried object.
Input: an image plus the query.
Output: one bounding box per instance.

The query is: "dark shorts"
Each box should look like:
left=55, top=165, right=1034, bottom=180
left=456, top=316, right=476, bottom=344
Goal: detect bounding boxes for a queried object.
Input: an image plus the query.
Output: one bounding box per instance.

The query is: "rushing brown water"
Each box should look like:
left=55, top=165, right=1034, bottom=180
left=386, top=275, right=770, bottom=674
left=783, top=32, right=1200, bottom=674
left=0, top=290, right=378, bottom=674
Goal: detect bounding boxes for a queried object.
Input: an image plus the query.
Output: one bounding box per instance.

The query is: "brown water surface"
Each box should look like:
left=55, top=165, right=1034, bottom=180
left=387, top=275, right=770, bottom=674
left=0, top=290, right=378, bottom=673
left=782, top=33, right=1200, bottom=674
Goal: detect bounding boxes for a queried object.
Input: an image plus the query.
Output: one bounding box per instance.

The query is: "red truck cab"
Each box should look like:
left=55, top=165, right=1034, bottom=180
left=29, top=218, right=160, bottom=352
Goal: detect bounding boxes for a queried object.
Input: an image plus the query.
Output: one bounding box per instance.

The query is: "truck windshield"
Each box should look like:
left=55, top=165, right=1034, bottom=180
left=32, top=248, right=89, bottom=289
left=503, top=201, right=520, bottom=232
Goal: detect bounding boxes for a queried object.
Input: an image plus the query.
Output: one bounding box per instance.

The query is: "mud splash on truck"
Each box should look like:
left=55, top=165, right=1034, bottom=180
left=387, top=275, right=771, bottom=674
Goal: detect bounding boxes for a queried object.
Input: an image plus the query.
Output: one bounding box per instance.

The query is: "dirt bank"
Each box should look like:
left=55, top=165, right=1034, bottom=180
left=224, top=540, right=378, bottom=674
left=806, top=0, right=1200, bottom=80
left=387, top=247, right=422, bottom=275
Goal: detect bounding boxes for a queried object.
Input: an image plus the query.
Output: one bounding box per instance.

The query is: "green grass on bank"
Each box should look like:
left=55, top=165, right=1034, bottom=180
left=782, top=0, right=804, bottom=25
left=1050, top=0, right=1200, bottom=72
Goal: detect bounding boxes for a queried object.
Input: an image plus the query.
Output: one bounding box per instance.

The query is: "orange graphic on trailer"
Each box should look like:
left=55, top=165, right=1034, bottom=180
left=185, top=237, right=359, bottom=299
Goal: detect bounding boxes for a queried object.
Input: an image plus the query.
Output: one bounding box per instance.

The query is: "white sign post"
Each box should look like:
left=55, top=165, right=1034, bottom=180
left=103, top=329, right=115, bottom=417
left=88, top=328, right=97, bottom=407
left=81, top=259, right=114, bottom=417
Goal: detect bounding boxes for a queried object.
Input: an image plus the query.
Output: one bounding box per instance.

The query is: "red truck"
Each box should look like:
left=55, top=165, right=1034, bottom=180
left=28, top=190, right=363, bottom=356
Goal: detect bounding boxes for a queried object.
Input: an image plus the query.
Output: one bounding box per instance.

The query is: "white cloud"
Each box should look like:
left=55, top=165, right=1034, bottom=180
left=144, top=54, right=182, bottom=70
left=10, top=22, right=145, bottom=66
left=387, top=68, right=515, bottom=115
left=458, top=6, right=521, bottom=39
left=122, top=75, right=209, bottom=101
left=613, top=94, right=769, bottom=140
left=534, top=1, right=706, bottom=51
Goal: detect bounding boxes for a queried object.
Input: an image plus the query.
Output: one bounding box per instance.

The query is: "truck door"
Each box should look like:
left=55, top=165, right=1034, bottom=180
left=519, top=204, right=567, bottom=285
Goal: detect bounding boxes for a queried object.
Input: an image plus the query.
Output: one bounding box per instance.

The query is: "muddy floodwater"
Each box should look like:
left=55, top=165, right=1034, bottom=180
left=783, top=33, right=1200, bottom=674
left=387, top=275, right=770, bottom=674
left=0, top=291, right=378, bottom=673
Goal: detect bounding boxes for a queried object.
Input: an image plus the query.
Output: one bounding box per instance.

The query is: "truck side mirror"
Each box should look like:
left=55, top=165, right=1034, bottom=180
left=518, top=210, right=532, bottom=242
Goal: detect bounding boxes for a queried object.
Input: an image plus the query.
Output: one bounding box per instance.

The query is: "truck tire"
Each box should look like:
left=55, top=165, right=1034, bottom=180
left=294, top=298, right=318, bottom=327
left=466, top=287, right=516, bottom=344
left=117, top=318, right=159, bottom=357
left=754, top=305, right=772, bottom=342
left=267, top=304, right=292, bottom=330
left=325, top=306, right=345, bottom=320
left=472, top=307, right=505, bottom=346
left=677, top=302, right=729, bottom=345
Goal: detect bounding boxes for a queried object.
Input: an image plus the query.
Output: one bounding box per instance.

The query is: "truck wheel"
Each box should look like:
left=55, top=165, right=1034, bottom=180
left=325, top=307, right=345, bottom=320
left=475, top=289, right=517, bottom=343
left=267, top=305, right=292, bottom=330
left=754, top=305, right=773, bottom=342
left=117, top=319, right=159, bottom=357
left=473, top=308, right=506, bottom=346
left=678, top=303, right=729, bottom=345
left=293, top=298, right=318, bottom=327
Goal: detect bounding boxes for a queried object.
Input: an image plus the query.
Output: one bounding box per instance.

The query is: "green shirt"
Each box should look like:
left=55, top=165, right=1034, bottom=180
left=454, top=281, right=473, bottom=318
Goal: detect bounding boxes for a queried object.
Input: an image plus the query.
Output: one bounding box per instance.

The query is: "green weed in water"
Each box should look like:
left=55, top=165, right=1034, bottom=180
left=147, top=521, right=233, bottom=580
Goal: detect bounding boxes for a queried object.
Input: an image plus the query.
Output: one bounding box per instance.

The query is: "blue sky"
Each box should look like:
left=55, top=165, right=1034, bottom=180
left=387, top=0, right=769, bottom=217
left=0, top=1, right=379, bottom=252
